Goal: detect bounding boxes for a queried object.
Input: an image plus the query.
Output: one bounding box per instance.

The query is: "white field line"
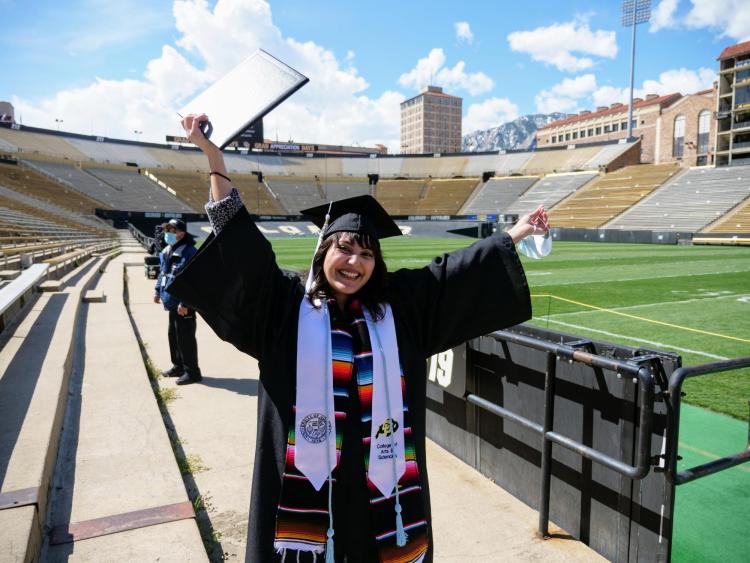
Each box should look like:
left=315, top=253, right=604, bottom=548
left=535, top=268, right=750, bottom=287
left=545, top=293, right=750, bottom=318
left=532, top=317, right=730, bottom=360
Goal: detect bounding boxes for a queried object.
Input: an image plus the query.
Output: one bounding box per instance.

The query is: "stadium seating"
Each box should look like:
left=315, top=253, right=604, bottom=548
left=21, top=160, right=123, bottom=208
left=0, top=161, right=105, bottom=214
left=145, top=146, right=209, bottom=170
left=583, top=142, right=637, bottom=169
left=265, top=176, right=326, bottom=213
left=374, top=180, right=428, bottom=214
left=549, top=164, right=679, bottom=228
left=64, top=138, right=163, bottom=167
left=520, top=145, right=602, bottom=175
left=84, top=168, right=195, bottom=212
left=322, top=179, right=372, bottom=201
left=704, top=195, right=750, bottom=233
left=494, top=152, right=536, bottom=176
left=376, top=157, right=406, bottom=178
left=606, top=165, right=750, bottom=232
left=0, top=184, right=109, bottom=234
left=0, top=128, right=88, bottom=161
left=506, top=172, right=598, bottom=216
left=341, top=157, right=378, bottom=177
left=416, top=178, right=480, bottom=214
left=224, top=153, right=260, bottom=174
left=461, top=176, right=538, bottom=214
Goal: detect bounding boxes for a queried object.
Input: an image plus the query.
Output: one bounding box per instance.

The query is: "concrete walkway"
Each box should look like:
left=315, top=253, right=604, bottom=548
left=126, top=252, right=606, bottom=562
left=42, top=246, right=205, bottom=561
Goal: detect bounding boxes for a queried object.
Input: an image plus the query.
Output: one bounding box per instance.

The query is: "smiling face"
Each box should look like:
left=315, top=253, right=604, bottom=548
left=322, top=232, right=376, bottom=306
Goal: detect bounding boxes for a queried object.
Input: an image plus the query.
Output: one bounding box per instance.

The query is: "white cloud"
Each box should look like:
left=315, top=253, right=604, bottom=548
left=455, top=21, right=474, bottom=44
left=398, top=48, right=494, bottom=96
left=507, top=19, right=617, bottom=72
left=591, top=67, right=715, bottom=107
left=641, top=67, right=716, bottom=95
left=684, top=0, right=750, bottom=41
left=591, top=86, right=631, bottom=108
left=648, top=1, right=750, bottom=41
left=535, top=74, right=597, bottom=114
left=650, top=0, right=680, bottom=33
left=11, top=0, right=408, bottom=152
left=463, top=98, right=519, bottom=135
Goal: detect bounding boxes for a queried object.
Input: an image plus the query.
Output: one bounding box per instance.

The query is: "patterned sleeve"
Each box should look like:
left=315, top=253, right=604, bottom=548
left=205, top=187, right=245, bottom=235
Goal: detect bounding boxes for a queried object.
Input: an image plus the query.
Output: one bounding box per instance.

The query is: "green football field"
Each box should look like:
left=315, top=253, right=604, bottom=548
left=270, top=237, right=750, bottom=419
left=270, top=237, right=750, bottom=561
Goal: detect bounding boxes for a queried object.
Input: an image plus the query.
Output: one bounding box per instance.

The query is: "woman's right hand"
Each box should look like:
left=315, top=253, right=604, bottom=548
left=180, top=113, right=218, bottom=153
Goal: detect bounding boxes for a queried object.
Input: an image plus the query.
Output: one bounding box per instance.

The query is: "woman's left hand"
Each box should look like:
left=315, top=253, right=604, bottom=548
left=507, top=205, right=550, bottom=243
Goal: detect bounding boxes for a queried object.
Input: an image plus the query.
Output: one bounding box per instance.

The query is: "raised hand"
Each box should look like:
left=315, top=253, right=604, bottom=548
left=507, top=205, right=550, bottom=243
left=180, top=113, right=215, bottom=152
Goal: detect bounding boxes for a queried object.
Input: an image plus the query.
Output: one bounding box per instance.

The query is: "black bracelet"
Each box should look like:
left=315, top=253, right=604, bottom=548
left=210, top=171, right=232, bottom=183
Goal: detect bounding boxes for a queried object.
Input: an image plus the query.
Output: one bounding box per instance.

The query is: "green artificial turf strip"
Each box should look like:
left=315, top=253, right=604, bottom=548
left=671, top=404, right=750, bottom=563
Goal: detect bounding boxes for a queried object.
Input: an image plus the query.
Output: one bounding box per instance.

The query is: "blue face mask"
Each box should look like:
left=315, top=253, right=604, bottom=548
left=164, top=232, right=177, bottom=245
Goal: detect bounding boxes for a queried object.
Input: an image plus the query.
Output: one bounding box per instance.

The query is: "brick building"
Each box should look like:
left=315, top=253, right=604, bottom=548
left=536, top=94, right=681, bottom=164
left=656, top=89, right=715, bottom=166
left=400, top=86, right=462, bottom=154
left=536, top=89, right=716, bottom=166
left=716, top=40, right=750, bottom=166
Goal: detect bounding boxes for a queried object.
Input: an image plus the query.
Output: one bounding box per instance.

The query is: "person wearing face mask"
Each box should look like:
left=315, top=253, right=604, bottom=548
left=154, top=218, right=202, bottom=385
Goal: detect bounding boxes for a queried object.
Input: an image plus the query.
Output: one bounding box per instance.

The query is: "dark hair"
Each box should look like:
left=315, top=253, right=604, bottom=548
left=306, top=231, right=388, bottom=319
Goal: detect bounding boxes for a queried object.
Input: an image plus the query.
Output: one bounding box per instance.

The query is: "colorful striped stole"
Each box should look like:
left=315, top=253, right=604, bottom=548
left=274, top=300, right=428, bottom=562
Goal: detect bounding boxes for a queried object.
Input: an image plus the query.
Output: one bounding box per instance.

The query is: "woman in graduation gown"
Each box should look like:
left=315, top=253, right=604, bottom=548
left=168, top=114, right=549, bottom=563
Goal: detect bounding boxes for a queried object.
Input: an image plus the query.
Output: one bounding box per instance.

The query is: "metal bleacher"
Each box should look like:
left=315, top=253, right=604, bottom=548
left=606, top=165, right=750, bottom=232
left=265, top=177, right=326, bottom=213
left=549, top=163, right=679, bottom=228
left=520, top=145, right=602, bottom=175
left=461, top=176, right=538, bottom=214
left=64, top=138, right=163, bottom=168
left=0, top=185, right=109, bottom=234
left=506, top=172, right=598, bottom=216
left=84, top=168, right=194, bottom=212
left=583, top=141, right=637, bottom=169
left=322, top=179, right=372, bottom=201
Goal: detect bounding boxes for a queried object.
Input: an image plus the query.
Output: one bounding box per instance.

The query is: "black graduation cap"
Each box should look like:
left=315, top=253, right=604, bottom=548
left=301, top=195, right=402, bottom=240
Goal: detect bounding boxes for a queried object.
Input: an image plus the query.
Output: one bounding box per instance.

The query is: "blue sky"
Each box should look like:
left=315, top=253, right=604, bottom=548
left=3, top=0, right=749, bottom=151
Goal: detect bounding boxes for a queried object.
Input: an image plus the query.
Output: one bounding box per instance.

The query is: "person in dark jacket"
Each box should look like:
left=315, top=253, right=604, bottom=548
left=168, top=113, right=548, bottom=562
left=154, top=218, right=202, bottom=385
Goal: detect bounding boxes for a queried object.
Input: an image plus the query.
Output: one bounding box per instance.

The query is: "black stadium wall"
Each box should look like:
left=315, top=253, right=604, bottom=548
left=426, top=324, right=681, bottom=562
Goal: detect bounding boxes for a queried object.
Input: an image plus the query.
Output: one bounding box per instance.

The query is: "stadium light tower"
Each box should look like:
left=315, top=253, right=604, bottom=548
left=134, top=129, right=143, bottom=141
left=55, top=118, right=63, bottom=131
left=622, top=0, right=651, bottom=141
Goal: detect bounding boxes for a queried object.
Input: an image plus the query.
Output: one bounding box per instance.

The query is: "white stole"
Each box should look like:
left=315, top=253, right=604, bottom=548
left=294, top=297, right=405, bottom=497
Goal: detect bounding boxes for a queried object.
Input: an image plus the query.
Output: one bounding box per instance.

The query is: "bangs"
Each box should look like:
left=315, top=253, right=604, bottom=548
left=332, top=231, right=379, bottom=251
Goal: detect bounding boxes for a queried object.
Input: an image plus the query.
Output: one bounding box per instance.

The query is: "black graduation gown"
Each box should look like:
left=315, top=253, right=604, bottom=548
left=167, top=207, right=532, bottom=562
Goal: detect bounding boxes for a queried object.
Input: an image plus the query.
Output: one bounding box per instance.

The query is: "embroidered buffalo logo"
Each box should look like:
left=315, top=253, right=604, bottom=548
left=375, top=418, right=399, bottom=439
left=300, top=413, right=331, bottom=444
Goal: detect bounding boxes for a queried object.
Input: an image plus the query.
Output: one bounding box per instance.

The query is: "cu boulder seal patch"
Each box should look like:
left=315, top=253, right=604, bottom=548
left=300, top=413, right=331, bottom=444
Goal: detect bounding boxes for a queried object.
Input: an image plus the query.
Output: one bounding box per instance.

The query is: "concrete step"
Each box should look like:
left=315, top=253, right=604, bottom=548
left=43, top=253, right=206, bottom=561
left=0, top=255, right=103, bottom=562
left=82, top=290, right=105, bottom=303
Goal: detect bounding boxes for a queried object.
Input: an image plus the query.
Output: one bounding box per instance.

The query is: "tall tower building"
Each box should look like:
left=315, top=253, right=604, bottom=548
left=716, top=40, right=750, bottom=166
left=400, top=86, right=462, bottom=154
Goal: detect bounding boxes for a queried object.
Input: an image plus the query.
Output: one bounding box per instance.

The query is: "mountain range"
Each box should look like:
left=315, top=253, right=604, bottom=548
left=462, top=113, right=566, bottom=152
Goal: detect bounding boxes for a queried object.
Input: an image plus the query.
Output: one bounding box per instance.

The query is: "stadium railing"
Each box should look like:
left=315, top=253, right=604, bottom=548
left=665, top=357, right=750, bottom=485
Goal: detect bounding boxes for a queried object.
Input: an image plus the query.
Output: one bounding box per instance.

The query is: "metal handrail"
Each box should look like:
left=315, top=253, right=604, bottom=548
left=665, top=357, right=750, bottom=485
left=466, top=329, right=656, bottom=537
